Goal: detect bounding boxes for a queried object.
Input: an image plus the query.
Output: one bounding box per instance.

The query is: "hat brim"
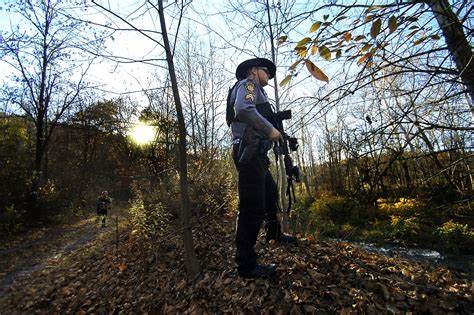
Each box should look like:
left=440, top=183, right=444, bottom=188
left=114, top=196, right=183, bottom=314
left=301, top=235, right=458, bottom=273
left=235, top=58, right=276, bottom=80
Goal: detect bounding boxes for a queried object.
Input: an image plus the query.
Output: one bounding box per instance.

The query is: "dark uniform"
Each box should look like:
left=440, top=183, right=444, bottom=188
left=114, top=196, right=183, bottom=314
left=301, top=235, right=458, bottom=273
left=228, top=58, right=296, bottom=278
left=96, top=192, right=112, bottom=227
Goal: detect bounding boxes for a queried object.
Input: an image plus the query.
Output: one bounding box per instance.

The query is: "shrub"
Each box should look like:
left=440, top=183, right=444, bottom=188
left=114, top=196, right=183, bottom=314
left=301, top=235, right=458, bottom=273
left=0, top=204, right=26, bottom=239
left=388, top=215, right=421, bottom=243
left=377, top=198, right=426, bottom=218
left=128, top=184, right=173, bottom=243
left=436, top=220, right=474, bottom=253
left=187, top=158, right=236, bottom=215
left=289, top=193, right=315, bottom=234
left=311, top=194, right=367, bottom=225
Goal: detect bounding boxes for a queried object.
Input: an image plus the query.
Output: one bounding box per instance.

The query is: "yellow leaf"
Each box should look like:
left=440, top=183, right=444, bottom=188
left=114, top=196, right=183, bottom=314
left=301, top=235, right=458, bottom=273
left=295, top=46, right=307, bottom=58
left=305, top=59, right=329, bottom=83
left=309, top=21, right=322, bottom=33
left=388, top=16, right=397, bottom=33
left=298, top=48, right=307, bottom=58
left=311, top=45, right=318, bottom=55
left=296, top=37, right=311, bottom=47
left=279, top=75, right=292, bottom=87
left=370, top=18, right=382, bottom=39
left=361, top=43, right=372, bottom=52
left=319, top=45, right=331, bottom=61
left=289, top=59, right=303, bottom=70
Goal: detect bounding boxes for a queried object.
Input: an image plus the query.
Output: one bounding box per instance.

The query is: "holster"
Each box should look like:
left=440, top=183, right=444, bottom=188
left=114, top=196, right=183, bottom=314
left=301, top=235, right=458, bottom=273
left=237, top=128, right=272, bottom=165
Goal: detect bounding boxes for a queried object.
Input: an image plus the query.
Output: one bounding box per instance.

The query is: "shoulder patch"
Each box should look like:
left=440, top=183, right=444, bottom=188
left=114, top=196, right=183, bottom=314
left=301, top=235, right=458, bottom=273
left=245, top=82, right=256, bottom=102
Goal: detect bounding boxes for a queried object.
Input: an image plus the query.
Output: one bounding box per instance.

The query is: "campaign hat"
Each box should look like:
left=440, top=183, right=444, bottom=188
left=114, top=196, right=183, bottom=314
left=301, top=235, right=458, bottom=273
left=235, top=57, right=276, bottom=80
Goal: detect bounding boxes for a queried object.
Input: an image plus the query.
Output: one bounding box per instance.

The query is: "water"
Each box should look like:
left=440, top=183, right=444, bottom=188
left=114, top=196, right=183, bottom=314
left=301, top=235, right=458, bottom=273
left=335, top=239, right=474, bottom=275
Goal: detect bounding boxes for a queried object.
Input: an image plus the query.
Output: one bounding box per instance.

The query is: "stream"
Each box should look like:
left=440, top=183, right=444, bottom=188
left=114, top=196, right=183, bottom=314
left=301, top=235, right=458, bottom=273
left=336, top=239, right=474, bottom=275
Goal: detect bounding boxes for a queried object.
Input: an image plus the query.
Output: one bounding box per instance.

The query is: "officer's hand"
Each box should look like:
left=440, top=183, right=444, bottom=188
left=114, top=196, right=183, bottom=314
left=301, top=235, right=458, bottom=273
left=268, top=127, right=283, bottom=142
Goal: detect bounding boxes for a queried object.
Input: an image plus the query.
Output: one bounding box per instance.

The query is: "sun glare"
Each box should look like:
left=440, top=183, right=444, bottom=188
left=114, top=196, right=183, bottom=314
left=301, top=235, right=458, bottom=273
left=130, top=123, right=156, bottom=145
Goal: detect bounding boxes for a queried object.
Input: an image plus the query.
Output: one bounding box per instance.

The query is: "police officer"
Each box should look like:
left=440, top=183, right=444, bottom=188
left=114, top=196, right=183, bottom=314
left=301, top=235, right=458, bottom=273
left=227, top=58, right=297, bottom=279
left=96, top=190, right=112, bottom=227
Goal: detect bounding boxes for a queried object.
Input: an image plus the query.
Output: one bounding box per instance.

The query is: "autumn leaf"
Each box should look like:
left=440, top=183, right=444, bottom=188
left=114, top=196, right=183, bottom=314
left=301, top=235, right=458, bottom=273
left=406, top=29, right=419, bottom=39
left=319, top=45, right=331, bottom=61
left=430, top=34, right=440, bottom=40
left=365, top=5, right=382, bottom=13
left=365, top=15, right=374, bottom=22
left=355, top=35, right=366, bottom=41
left=289, top=59, right=303, bottom=70
left=294, top=45, right=308, bottom=58
left=413, top=36, right=427, bottom=46
left=296, top=37, right=311, bottom=47
left=336, top=49, right=342, bottom=58
left=297, top=48, right=307, bottom=58
left=118, top=262, right=127, bottom=272
left=277, top=35, right=288, bottom=45
left=279, top=75, right=292, bottom=87
left=370, top=18, right=382, bottom=39
left=309, top=21, right=322, bottom=33
left=388, top=16, right=397, bottom=33
left=311, top=44, right=318, bottom=55
left=357, top=52, right=373, bottom=64
left=360, top=43, right=372, bottom=52
left=344, top=32, right=352, bottom=42
left=305, top=59, right=329, bottom=83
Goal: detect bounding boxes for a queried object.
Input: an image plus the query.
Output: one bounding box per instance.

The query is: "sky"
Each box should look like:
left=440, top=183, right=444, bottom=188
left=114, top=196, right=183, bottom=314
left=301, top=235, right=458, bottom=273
left=0, top=0, right=325, bottom=100
left=1, top=0, right=470, bottom=153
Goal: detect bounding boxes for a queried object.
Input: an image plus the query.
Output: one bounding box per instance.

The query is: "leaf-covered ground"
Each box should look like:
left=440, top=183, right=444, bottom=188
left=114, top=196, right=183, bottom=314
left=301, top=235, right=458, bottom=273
left=1, top=212, right=473, bottom=314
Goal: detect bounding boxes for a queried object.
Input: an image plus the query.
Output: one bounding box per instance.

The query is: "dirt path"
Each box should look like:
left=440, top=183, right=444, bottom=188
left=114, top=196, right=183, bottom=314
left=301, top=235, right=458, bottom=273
left=0, top=214, right=121, bottom=296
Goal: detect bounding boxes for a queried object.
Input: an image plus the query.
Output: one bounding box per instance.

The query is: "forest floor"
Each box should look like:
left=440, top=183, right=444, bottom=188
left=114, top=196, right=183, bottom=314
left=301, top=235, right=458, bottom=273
left=0, top=211, right=473, bottom=314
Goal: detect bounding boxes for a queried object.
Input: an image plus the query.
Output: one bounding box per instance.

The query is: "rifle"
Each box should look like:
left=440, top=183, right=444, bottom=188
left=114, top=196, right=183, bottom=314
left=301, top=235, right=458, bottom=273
left=272, top=110, right=300, bottom=213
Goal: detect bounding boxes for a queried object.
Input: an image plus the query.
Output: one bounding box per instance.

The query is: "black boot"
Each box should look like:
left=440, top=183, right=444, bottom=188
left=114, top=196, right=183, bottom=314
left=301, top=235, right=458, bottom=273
left=265, top=220, right=298, bottom=246
left=264, top=219, right=281, bottom=242
left=239, top=264, right=277, bottom=279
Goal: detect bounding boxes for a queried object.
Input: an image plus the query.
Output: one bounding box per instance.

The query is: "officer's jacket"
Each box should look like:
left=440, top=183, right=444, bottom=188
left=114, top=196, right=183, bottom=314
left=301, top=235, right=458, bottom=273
left=229, top=78, right=274, bottom=141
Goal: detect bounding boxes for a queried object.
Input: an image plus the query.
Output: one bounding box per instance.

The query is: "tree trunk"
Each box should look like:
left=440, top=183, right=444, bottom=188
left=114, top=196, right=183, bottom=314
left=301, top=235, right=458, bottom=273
left=265, top=0, right=289, bottom=231
left=427, top=0, right=474, bottom=114
left=157, top=0, right=200, bottom=277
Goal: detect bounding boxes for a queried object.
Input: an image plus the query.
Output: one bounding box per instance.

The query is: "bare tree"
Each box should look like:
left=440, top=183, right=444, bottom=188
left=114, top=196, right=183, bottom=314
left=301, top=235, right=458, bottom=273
left=155, top=0, right=200, bottom=277
left=0, top=0, right=102, bottom=195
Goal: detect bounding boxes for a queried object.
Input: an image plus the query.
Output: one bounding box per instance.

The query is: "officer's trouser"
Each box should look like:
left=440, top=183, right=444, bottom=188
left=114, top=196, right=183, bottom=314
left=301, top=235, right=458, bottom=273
left=233, top=144, right=281, bottom=274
